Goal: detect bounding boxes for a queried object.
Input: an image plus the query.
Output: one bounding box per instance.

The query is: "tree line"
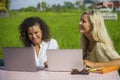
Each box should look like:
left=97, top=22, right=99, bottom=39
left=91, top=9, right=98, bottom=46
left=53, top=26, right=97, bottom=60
left=19, top=1, right=85, bottom=12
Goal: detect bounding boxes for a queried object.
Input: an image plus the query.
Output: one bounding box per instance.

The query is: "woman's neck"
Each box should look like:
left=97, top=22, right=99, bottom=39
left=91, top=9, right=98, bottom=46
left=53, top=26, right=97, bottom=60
left=84, top=33, right=96, bottom=52
left=33, top=43, right=41, bottom=57
left=85, top=33, right=95, bottom=43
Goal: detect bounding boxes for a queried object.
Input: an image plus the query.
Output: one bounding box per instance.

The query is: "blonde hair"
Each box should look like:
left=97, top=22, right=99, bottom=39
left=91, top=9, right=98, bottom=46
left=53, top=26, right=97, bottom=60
left=80, top=10, right=115, bottom=55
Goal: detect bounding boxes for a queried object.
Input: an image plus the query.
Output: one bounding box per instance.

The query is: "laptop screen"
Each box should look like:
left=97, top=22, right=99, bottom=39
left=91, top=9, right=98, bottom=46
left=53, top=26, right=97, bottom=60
left=47, top=49, right=83, bottom=72
left=2, top=47, right=38, bottom=72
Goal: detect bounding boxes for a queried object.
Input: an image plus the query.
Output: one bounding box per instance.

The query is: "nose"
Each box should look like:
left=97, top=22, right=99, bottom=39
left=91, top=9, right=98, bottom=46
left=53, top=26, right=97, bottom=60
left=79, top=21, right=82, bottom=25
left=32, top=34, right=36, bottom=38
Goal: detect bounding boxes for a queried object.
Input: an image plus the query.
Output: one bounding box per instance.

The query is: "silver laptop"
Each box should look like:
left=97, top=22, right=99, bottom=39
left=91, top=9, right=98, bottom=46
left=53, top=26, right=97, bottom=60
left=2, top=47, right=38, bottom=72
left=46, top=49, right=83, bottom=72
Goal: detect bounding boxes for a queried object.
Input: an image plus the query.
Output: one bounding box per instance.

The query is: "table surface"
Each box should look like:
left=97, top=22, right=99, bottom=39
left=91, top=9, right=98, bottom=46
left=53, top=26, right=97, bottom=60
left=0, top=70, right=120, bottom=80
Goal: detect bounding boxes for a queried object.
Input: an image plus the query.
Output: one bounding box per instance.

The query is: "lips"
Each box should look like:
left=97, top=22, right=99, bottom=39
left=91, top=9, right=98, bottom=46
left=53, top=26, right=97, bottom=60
left=80, top=25, right=84, bottom=30
left=32, top=38, right=38, bottom=42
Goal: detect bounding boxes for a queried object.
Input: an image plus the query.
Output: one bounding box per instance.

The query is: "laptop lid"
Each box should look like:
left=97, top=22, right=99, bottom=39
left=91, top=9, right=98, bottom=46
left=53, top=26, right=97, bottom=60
left=47, top=49, right=83, bottom=72
left=2, top=47, right=38, bottom=72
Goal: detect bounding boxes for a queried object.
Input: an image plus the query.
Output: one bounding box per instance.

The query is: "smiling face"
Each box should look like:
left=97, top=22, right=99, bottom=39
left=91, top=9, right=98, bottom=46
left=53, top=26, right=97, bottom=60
left=27, top=24, right=42, bottom=46
left=79, top=14, right=93, bottom=34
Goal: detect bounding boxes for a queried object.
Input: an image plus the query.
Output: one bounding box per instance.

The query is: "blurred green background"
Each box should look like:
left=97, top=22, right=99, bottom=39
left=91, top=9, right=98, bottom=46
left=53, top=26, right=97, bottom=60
left=0, top=0, right=120, bottom=58
left=0, top=10, right=120, bottom=58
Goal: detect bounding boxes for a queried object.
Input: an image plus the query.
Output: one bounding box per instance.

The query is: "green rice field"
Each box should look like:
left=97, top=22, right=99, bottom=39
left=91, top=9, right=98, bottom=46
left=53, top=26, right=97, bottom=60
left=0, top=10, right=120, bottom=58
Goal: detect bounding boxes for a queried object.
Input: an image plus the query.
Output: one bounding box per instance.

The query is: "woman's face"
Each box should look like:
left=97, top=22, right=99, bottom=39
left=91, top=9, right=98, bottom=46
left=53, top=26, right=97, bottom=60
left=79, top=14, right=93, bottom=34
left=27, top=24, right=42, bottom=45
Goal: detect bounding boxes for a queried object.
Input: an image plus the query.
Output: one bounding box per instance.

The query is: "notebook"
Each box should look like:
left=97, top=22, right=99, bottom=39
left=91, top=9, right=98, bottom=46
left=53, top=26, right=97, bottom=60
left=46, top=49, right=83, bottom=72
left=2, top=47, right=38, bottom=72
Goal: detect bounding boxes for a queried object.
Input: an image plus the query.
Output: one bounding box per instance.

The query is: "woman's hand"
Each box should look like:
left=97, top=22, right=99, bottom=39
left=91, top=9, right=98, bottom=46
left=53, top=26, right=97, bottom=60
left=44, top=61, right=48, bottom=68
left=84, top=60, right=96, bottom=68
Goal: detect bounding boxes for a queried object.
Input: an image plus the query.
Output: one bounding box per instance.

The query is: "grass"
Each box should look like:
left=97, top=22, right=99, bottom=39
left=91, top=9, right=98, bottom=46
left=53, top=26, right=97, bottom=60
left=0, top=11, right=120, bottom=58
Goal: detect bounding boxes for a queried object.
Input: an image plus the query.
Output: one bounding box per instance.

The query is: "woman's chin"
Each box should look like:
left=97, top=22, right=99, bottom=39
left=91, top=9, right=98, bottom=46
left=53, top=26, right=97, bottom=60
left=79, top=30, right=85, bottom=33
left=33, top=42, right=39, bottom=45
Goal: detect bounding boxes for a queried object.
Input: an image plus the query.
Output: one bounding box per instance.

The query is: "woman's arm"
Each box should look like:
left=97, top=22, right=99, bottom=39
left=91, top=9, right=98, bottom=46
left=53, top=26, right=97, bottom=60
left=84, top=58, right=120, bottom=68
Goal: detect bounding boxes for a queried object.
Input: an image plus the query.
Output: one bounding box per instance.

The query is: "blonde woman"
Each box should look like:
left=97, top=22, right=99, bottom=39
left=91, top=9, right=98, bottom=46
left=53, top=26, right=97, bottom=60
left=79, top=10, right=120, bottom=68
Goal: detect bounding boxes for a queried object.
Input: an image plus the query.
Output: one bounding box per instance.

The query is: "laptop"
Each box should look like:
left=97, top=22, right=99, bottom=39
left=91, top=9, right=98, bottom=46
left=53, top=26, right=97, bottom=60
left=46, top=49, right=83, bottom=72
left=2, top=47, right=38, bottom=72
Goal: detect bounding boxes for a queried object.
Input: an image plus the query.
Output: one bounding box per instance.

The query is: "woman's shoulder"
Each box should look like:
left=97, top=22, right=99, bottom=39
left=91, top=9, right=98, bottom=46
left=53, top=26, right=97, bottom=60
left=95, top=42, right=112, bottom=50
left=43, top=38, right=57, bottom=43
left=47, top=38, right=59, bottom=46
left=49, top=38, right=58, bottom=43
left=47, top=38, right=57, bottom=44
left=96, top=42, right=106, bottom=47
left=48, top=38, right=59, bottom=49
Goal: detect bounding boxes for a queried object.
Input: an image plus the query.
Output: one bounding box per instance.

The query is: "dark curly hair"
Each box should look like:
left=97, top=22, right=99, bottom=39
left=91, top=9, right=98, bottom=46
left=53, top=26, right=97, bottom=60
left=19, top=17, right=51, bottom=47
